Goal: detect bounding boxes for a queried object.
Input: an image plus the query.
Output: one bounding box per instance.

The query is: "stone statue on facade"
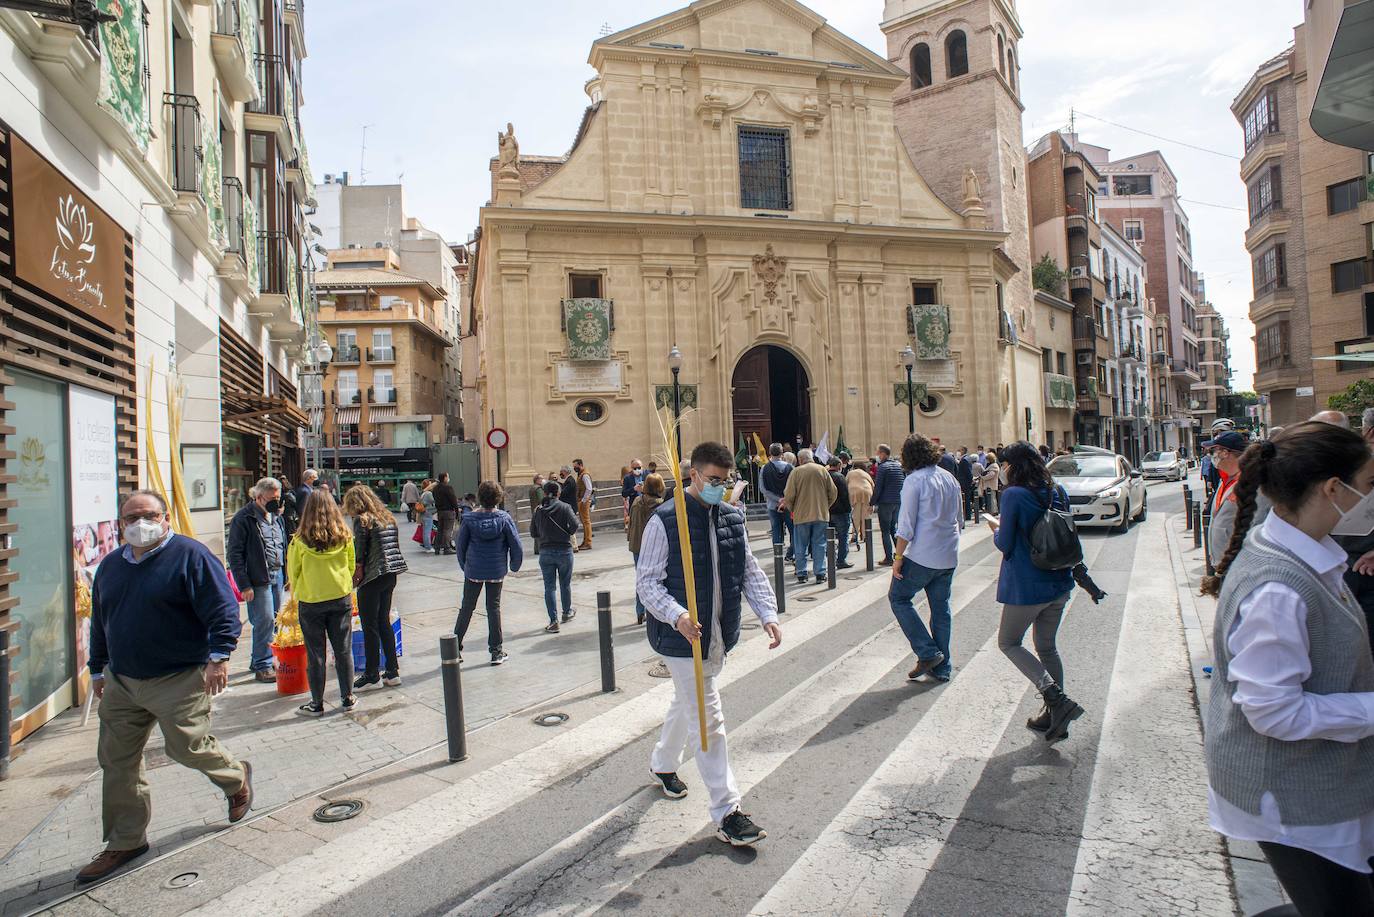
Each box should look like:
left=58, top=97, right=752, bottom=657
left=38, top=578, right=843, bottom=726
left=497, top=122, right=520, bottom=176
left=962, top=167, right=982, bottom=208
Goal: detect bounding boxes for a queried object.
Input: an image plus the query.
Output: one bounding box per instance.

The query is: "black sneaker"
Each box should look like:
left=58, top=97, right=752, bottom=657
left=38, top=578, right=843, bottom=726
left=353, top=675, right=383, bottom=692
left=544, top=622, right=561, bottom=633
left=383, top=673, right=403, bottom=687
left=341, top=695, right=358, bottom=712
left=295, top=701, right=324, bottom=718
left=795, top=575, right=809, bottom=585
left=653, top=772, right=688, bottom=799
left=717, top=810, right=766, bottom=847
left=490, top=650, right=508, bottom=666
left=562, top=609, right=576, bottom=623
left=814, top=574, right=826, bottom=584
left=837, top=562, right=855, bottom=570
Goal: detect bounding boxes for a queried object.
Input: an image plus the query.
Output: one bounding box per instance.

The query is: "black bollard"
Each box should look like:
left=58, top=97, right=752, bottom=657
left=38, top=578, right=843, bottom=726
left=865, top=516, right=875, bottom=572
left=597, top=591, right=615, bottom=693
left=439, top=634, right=468, bottom=763
left=827, top=527, right=837, bottom=590
left=973, top=494, right=982, bottom=524
left=1185, top=496, right=1193, bottom=531
left=1193, top=503, right=1204, bottom=549
left=773, top=542, right=787, bottom=615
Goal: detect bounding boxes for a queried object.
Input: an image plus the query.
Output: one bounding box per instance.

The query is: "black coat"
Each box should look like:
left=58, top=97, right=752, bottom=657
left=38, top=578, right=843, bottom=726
left=226, top=503, right=285, bottom=589
left=433, top=483, right=460, bottom=513
left=828, top=470, right=852, bottom=515
left=955, top=456, right=975, bottom=490
left=531, top=499, right=580, bottom=549
left=559, top=476, right=578, bottom=509
left=353, top=519, right=408, bottom=585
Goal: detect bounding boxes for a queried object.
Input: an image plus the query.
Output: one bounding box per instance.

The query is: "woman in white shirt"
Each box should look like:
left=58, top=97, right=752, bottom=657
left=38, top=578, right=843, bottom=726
left=1201, top=421, right=1374, bottom=915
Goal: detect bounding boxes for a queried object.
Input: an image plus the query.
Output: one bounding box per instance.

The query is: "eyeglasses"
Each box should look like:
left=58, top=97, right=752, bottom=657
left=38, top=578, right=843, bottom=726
left=699, top=473, right=736, bottom=488
left=120, top=510, right=164, bottom=525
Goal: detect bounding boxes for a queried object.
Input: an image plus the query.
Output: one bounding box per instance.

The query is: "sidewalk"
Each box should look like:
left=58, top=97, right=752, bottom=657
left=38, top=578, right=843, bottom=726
left=0, top=516, right=861, bottom=914
left=1164, top=474, right=1286, bottom=917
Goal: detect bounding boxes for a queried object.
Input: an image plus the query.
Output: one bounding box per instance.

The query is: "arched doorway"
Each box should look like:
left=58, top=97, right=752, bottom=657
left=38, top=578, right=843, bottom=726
left=731, top=345, right=811, bottom=451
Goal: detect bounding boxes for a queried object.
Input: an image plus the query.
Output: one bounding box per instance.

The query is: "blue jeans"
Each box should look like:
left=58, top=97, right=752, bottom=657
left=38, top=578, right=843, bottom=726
left=888, top=560, right=955, bottom=678
left=768, top=507, right=794, bottom=558
left=830, top=513, right=851, bottom=566
left=877, top=503, right=900, bottom=562
left=420, top=512, right=435, bottom=549
left=540, top=548, right=574, bottom=623
left=246, top=569, right=284, bottom=671
left=794, top=521, right=827, bottom=578
left=632, top=551, right=646, bottom=620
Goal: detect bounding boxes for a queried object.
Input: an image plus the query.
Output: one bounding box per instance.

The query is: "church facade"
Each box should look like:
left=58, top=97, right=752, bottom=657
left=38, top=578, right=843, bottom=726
left=468, top=0, right=1029, bottom=484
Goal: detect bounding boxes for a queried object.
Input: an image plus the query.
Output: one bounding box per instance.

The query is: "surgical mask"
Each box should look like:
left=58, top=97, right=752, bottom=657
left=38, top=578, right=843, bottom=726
left=265, top=499, right=281, bottom=514
left=123, top=519, right=165, bottom=548
left=700, top=483, right=727, bottom=505
left=1331, top=481, right=1374, bottom=537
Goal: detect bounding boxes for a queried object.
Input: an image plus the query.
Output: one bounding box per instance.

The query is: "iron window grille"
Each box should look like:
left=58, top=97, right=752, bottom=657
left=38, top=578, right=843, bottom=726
left=739, top=126, right=793, bottom=211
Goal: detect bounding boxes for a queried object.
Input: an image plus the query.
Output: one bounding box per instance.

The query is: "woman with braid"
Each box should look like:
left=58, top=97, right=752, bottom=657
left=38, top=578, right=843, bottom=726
left=1201, top=421, right=1374, bottom=913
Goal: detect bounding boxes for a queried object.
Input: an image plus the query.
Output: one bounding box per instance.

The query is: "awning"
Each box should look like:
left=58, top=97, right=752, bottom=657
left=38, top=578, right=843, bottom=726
left=1311, top=0, right=1374, bottom=150
left=222, top=389, right=309, bottom=436
left=335, top=406, right=361, bottom=424
left=1315, top=352, right=1374, bottom=362
left=368, top=405, right=398, bottom=422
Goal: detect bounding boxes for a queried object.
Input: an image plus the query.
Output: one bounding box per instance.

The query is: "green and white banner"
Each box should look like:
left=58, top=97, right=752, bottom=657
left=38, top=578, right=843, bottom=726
left=243, top=194, right=260, bottom=293
left=284, top=64, right=300, bottom=153
left=202, top=88, right=225, bottom=247
left=564, top=298, right=612, bottom=362
left=894, top=382, right=929, bottom=407
left=239, top=0, right=261, bottom=95
left=908, top=304, right=951, bottom=360
left=1044, top=373, right=1076, bottom=409
left=287, top=244, right=302, bottom=324
left=654, top=384, right=698, bottom=411
left=96, top=0, right=150, bottom=153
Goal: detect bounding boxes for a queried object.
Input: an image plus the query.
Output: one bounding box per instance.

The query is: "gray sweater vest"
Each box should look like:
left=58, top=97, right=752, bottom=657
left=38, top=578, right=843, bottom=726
left=1207, top=525, right=1374, bottom=825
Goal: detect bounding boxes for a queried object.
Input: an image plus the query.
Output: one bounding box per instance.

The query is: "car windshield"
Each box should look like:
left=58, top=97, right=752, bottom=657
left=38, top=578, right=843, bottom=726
left=1049, top=456, right=1119, bottom=478
left=1143, top=452, right=1176, bottom=463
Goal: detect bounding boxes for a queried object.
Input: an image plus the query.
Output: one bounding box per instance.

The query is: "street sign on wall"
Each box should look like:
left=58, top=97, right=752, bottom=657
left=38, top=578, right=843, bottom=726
left=486, top=427, right=510, bottom=450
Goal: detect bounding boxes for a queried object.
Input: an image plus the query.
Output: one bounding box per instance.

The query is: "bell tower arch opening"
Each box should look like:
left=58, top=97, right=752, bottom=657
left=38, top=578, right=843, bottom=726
left=730, top=345, right=811, bottom=451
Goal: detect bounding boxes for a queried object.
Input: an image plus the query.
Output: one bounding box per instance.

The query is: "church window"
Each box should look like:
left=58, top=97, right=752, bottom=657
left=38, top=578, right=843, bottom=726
left=997, top=35, right=1006, bottom=77
left=946, top=31, right=968, bottom=78
left=910, top=43, right=932, bottom=88
left=1007, top=49, right=1017, bottom=91
left=739, top=126, right=793, bottom=211
left=569, top=273, right=603, bottom=299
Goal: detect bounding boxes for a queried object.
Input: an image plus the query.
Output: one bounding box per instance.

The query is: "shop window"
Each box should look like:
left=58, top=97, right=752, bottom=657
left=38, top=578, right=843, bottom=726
left=222, top=429, right=259, bottom=519
left=338, top=424, right=360, bottom=447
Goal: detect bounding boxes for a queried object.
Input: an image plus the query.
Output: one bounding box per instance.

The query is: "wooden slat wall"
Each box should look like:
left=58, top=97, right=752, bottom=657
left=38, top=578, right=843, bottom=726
left=0, top=125, right=137, bottom=767
left=218, top=319, right=267, bottom=476
left=267, top=366, right=299, bottom=478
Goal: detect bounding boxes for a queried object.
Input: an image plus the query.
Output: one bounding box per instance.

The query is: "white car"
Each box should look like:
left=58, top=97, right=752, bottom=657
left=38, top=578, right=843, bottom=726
left=1048, top=451, right=1147, bottom=532
left=1140, top=450, right=1185, bottom=482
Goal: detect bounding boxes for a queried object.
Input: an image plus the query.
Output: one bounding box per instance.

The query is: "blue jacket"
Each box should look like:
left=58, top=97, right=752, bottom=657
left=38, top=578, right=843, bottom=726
left=645, top=497, right=747, bottom=659
left=872, top=459, right=905, bottom=505
left=456, top=510, right=524, bottom=581
left=993, top=485, right=1074, bottom=605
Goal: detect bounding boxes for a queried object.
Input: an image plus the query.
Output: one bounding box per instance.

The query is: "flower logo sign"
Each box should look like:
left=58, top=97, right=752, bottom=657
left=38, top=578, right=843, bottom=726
left=50, top=194, right=105, bottom=310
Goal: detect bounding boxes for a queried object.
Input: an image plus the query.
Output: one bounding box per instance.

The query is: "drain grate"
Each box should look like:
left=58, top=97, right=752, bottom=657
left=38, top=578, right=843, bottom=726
left=796, top=596, right=818, bottom=603
left=533, top=711, right=570, bottom=727
left=163, top=872, right=201, bottom=890
left=313, top=799, right=365, bottom=823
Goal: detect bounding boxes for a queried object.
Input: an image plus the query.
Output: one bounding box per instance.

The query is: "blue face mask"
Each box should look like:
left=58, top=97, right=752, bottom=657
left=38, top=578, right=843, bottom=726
left=700, top=482, right=727, bottom=505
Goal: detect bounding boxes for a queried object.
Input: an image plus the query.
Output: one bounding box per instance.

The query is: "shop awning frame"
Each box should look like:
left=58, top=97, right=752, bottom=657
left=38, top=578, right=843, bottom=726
left=222, top=389, right=309, bottom=436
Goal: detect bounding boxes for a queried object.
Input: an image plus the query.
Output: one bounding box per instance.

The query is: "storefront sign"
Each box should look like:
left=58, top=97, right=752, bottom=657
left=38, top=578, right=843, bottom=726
left=324, top=448, right=432, bottom=476
left=1296, top=386, right=1314, bottom=397
left=68, top=386, right=119, bottom=678
left=11, top=136, right=129, bottom=334
left=556, top=361, right=622, bottom=393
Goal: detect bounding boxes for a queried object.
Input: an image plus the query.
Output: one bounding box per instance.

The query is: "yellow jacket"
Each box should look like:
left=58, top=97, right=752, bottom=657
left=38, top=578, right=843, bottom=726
left=287, top=536, right=355, bottom=604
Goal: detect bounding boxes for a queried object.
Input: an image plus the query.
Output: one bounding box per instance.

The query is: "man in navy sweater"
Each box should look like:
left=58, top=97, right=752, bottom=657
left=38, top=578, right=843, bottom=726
left=871, top=444, right=905, bottom=566
left=78, top=490, right=253, bottom=884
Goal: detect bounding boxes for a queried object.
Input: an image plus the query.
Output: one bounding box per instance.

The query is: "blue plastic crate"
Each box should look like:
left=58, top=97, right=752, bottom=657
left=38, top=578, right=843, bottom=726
left=351, top=617, right=403, bottom=671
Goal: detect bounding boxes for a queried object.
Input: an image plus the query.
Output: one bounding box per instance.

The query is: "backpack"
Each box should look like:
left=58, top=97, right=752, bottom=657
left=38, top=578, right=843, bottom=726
left=1028, top=486, right=1082, bottom=572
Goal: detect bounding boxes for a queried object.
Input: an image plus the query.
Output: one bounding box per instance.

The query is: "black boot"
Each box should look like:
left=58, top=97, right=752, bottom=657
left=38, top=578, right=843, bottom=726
left=1026, top=705, right=1051, bottom=733
left=1041, top=684, right=1084, bottom=743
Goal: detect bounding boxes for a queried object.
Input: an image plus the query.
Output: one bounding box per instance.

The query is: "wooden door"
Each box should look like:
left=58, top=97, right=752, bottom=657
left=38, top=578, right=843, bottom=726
left=731, top=347, right=771, bottom=448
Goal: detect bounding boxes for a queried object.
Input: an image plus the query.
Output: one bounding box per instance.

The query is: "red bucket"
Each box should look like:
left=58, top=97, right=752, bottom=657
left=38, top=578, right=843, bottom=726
left=272, top=643, right=309, bottom=696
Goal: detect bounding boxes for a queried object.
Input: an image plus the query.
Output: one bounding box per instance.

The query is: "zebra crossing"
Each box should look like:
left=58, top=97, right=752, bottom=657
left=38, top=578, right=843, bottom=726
left=56, top=509, right=1231, bottom=917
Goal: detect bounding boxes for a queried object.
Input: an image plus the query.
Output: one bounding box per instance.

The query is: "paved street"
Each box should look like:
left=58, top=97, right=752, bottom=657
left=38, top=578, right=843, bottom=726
left=0, top=479, right=1280, bottom=917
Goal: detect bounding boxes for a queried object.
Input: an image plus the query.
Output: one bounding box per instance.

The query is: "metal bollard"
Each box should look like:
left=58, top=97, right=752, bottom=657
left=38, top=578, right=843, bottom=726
left=827, top=527, right=837, bottom=590
left=1193, top=503, right=1204, bottom=549
left=773, top=542, right=787, bottom=615
left=439, top=634, right=468, bottom=763
left=597, top=591, right=615, bottom=693
left=865, top=516, right=875, bottom=572
left=1185, top=495, right=1193, bottom=531
left=973, top=494, right=982, bottom=524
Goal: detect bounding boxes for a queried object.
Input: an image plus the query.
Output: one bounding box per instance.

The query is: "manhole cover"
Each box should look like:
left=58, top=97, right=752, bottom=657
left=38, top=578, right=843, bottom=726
left=796, top=596, right=818, bottom=603
left=533, top=711, right=570, bottom=727
left=163, top=872, right=201, bottom=889
left=844, top=575, right=865, bottom=581
left=313, top=799, right=365, bottom=823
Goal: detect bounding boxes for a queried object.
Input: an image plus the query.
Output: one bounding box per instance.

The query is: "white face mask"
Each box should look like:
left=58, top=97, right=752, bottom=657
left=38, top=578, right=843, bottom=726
left=1331, top=481, right=1374, bottom=538
left=123, top=518, right=166, bottom=548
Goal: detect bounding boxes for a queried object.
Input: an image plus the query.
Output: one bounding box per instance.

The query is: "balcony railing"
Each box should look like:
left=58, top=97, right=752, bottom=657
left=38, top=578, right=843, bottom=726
left=164, top=93, right=203, bottom=195
left=248, top=54, right=285, bottom=116
left=1249, top=199, right=1281, bottom=226
left=336, top=388, right=361, bottom=405
left=333, top=345, right=361, bottom=364
left=213, top=0, right=239, bottom=35
left=1073, top=316, right=1104, bottom=341
left=257, top=230, right=290, bottom=296
left=1254, top=278, right=1288, bottom=299
left=369, top=386, right=397, bottom=404
left=222, top=177, right=245, bottom=255
left=367, top=346, right=396, bottom=363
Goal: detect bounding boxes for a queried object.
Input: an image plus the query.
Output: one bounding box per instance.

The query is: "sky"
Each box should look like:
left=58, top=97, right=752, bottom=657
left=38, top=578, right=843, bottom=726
left=301, top=0, right=1305, bottom=393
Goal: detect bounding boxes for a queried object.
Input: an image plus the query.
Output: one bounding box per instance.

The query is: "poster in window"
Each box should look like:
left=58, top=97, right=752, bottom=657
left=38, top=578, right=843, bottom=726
left=68, top=386, right=119, bottom=679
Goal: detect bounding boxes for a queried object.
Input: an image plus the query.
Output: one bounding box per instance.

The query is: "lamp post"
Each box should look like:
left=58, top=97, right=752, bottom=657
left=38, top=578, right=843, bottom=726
left=900, top=346, right=916, bottom=435
left=300, top=338, right=333, bottom=473
left=667, top=345, right=684, bottom=458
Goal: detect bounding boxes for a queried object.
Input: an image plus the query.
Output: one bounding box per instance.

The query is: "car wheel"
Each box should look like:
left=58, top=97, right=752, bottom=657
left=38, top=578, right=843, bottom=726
left=1137, top=492, right=1148, bottom=520
left=1117, top=500, right=1132, bottom=534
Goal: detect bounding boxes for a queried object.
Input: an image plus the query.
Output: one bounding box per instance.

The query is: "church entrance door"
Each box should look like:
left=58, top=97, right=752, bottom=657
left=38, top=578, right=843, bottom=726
left=731, top=345, right=811, bottom=453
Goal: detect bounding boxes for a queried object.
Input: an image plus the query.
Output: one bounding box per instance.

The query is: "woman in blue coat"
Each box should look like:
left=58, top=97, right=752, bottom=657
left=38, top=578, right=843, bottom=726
left=453, top=481, right=524, bottom=665
left=986, top=442, right=1084, bottom=743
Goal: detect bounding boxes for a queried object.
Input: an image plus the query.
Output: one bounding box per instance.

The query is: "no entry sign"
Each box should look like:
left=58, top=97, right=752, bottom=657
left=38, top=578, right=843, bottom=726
left=486, top=427, right=510, bottom=450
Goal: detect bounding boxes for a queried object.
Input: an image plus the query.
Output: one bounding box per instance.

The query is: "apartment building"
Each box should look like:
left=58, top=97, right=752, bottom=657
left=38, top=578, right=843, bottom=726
left=1195, top=293, right=1234, bottom=430
left=1101, top=222, right=1155, bottom=464
left=0, top=0, right=317, bottom=756
left=1232, top=9, right=1373, bottom=427
left=314, top=247, right=450, bottom=492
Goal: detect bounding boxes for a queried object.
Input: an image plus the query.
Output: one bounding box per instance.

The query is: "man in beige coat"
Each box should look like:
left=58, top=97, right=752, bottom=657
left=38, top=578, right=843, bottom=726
left=781, top=449, right=838, bottom=585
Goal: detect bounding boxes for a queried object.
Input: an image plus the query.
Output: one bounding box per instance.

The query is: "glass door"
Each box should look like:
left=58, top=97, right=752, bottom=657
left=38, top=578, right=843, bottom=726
left=10, top=371, right=73, bottom=734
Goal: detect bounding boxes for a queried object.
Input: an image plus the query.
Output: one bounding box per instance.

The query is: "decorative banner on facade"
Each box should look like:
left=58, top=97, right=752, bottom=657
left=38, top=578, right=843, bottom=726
left=203, top=87, right=226, bottom=248
left=564, top=298, right=613, bottom=362
left=287, top=244, right=302, bottom=324
left=655, top=384, right=699, bottom=411
left=284, top=63, right=301, bottom=153
left=68, top=386, right=119, bottom=677
left=239, top=0, right=261, bottom=95
left=96, top=0, right=150, bottom=153
left=894, top=383, right=929, bottom=406
left=1044, top=373, right=1076, bottom=409
left=908, top=304, right=951, bottom=360
left=243, top=193, right=261, bottom=293
left=1079, top=376, right=1099, bottom=399
left=10, top=135, right=129, bottom=334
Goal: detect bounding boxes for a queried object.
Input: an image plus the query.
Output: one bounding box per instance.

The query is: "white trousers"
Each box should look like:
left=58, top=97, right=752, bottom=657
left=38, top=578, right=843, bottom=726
left=649, top=654, right=740, bottom=826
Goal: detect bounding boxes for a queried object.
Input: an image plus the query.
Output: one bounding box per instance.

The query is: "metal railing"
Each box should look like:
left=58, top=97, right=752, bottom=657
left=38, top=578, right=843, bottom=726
left=257, top=230, right=290, bottom=296
left=1073, top=315, right=1103, bottom=341
left=222, top=177, right=245, bottom=255
left=367, top=346, right=395, bottom=362
left=333, top=345, right=361, bottom=363
left=248, top=54, right=285, bottom=116
left=335, top=388, right=361, bottom=404
left=368, top=386, right=397, bottom=404
left=1253, top=277, right=1287, bottom=299
left=163, top=93, right=203, bottom=194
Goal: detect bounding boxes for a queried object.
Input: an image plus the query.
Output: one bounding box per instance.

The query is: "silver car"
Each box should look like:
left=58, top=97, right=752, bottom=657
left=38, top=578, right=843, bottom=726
left=1140, top=450, right=1185, bottom=482
left=1048, top=452, right=1147, bottom=532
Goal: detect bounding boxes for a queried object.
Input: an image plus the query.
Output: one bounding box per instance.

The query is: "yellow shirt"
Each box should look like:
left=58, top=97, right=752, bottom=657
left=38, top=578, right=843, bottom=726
left=287, top=536, right=355, bottom=603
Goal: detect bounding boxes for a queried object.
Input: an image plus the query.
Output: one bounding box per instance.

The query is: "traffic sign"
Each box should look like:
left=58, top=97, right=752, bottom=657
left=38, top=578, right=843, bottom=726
left=486, top=427, right=510, bottom=450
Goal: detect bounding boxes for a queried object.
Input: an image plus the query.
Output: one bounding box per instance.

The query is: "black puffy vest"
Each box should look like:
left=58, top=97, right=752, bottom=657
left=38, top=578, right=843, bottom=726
left=646, top=496, right=747, bottom=659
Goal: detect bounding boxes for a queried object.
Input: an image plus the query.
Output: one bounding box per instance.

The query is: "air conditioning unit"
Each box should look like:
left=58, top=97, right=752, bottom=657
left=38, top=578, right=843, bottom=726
left=1069, top=267, right=1088, bottom=279
left=1077, top=352, right=1094, bottom=365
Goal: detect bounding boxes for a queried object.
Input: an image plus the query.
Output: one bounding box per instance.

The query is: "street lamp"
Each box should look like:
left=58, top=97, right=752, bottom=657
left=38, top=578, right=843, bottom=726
left=667, top=345, right=684, bottom=457
left=900, top=346, right=916, bottom=435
